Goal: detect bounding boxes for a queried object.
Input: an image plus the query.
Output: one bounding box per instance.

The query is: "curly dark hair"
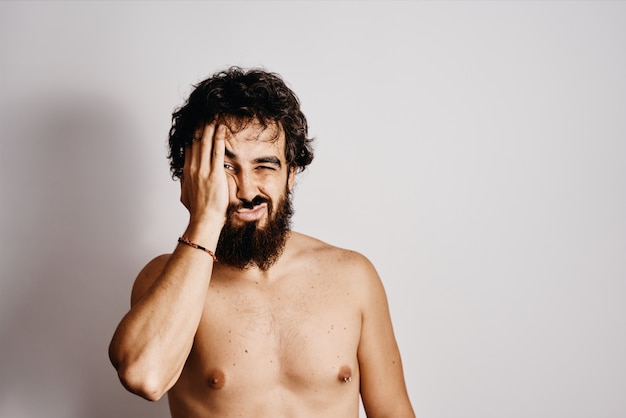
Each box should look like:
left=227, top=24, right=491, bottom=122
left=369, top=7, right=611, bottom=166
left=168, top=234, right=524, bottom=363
left=167, top=67, right=314, bottom=179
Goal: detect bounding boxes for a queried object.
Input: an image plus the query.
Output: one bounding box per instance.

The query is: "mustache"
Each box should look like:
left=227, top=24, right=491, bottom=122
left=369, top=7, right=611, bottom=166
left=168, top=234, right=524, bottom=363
left=230, top=196, right=270, bottom=211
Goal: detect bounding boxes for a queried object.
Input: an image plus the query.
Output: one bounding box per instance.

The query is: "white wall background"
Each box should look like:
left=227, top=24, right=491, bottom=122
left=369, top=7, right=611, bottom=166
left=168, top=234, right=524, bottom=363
left=1, top=1, right=625, bottom=417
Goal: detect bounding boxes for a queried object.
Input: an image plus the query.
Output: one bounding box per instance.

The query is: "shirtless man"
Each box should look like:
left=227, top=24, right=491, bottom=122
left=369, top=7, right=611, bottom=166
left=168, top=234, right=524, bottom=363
left=109, top=67, right=414, bottom=417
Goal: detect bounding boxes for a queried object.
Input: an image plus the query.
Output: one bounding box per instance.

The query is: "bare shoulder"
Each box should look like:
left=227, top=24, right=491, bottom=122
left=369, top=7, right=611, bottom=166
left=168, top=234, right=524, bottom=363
left=130, top=254, right=171, bottom=305
left=287, top=232, right=382, bottom=289
left=288, top=231, right=372, bottom=264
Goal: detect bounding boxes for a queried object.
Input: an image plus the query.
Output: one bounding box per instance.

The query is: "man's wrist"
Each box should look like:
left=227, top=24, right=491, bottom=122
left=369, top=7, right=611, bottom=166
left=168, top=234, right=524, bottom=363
left=178, top=236, right=218, bottom=262
left=183, top=218, right=224, bottom=248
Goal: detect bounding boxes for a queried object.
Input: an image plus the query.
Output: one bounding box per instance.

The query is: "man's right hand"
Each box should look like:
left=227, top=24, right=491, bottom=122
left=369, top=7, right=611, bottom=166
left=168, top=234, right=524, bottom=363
left=109, top=122, right=229, bottom=401
left=180, top=123, right=230, bottom=228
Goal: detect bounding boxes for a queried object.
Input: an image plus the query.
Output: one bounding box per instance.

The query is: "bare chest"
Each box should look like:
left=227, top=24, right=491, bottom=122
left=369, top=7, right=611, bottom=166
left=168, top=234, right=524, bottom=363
left=177, top=272, right=361, bottom=398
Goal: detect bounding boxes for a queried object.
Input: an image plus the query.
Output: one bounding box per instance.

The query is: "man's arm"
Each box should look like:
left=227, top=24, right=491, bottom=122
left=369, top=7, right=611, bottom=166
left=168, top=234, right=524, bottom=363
left=108, top=123, right=229, bottom=401
left=357, top=257, right=415, bottom=418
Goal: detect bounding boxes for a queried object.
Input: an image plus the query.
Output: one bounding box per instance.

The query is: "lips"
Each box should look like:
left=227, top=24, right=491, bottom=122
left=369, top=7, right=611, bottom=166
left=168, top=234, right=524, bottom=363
left=235, top=203, right=267, bottom=222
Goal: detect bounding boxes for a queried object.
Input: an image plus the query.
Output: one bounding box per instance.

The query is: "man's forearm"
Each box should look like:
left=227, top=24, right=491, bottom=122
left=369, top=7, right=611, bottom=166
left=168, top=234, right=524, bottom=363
left=109, top=222, right=221, bottom=400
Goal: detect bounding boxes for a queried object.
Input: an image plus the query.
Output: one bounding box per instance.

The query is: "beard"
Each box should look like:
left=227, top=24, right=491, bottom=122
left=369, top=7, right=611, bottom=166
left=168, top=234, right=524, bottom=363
left=215, top=191, right=293, bottom=271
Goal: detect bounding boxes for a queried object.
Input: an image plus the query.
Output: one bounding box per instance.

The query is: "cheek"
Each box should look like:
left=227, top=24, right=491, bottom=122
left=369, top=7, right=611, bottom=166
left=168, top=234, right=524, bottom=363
left=256, top=174, right=284, bottom=193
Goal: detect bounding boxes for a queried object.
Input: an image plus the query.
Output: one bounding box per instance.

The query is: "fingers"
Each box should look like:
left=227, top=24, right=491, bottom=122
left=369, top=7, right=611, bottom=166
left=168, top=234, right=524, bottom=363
left=184, top=126, right=201, bottom=178
left=211, top=125, right=226, bottom=174
left=198, top=124, right=215, bottom=174
left=184, top=123, right=217, bottom=176
left=180, top=121, right=230, bottom=220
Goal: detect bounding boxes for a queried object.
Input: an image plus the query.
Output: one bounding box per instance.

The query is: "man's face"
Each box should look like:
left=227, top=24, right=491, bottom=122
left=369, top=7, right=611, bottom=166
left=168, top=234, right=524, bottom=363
left=215, top=120, right=295, bottom=270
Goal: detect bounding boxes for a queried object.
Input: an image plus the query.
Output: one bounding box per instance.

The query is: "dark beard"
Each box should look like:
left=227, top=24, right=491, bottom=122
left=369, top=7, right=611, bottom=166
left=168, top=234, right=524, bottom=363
left=215, top=192, right=293, bottom=271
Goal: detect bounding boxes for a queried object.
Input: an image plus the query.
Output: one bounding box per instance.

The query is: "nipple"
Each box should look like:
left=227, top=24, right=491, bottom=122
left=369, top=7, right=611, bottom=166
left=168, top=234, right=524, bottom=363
left=338, top=365, right=352, bottom=383
left=207, top=369, right=226, bottom=390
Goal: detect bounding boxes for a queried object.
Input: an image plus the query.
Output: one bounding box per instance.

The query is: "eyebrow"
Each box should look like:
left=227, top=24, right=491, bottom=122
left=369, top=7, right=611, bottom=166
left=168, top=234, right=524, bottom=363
left=255, top=156, right=282, bottom=166
left=224, top=148, right=236, bottom=159
left=225, top=148, right=282, bottom=167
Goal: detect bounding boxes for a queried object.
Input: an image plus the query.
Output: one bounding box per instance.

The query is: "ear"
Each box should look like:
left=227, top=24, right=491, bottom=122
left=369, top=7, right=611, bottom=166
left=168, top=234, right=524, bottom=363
left=287, top=166, right=297, bottom=192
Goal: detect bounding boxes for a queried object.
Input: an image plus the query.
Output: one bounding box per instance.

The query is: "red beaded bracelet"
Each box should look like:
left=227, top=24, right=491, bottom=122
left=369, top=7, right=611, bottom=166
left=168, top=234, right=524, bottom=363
left=178, top=236, right=218, bottom=262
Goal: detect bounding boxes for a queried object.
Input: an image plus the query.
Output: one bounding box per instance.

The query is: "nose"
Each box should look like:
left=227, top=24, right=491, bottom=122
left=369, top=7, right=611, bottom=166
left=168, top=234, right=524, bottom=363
left=234, top=170, right=260, bottom=203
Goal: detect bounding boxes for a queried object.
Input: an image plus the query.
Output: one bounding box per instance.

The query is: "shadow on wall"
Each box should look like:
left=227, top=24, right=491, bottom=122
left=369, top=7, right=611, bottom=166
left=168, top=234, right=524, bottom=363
left=0, top=93, right=169, bottom=417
